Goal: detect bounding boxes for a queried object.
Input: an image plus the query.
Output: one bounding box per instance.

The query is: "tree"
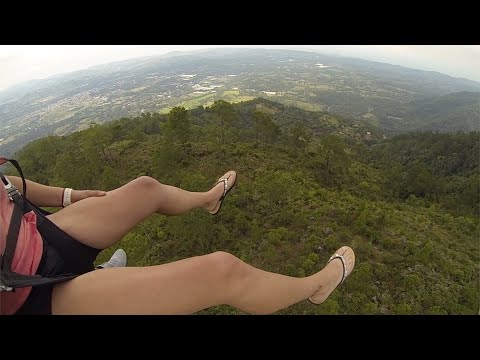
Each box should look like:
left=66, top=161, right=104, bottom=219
left=209, top=100, right=237, bottom=145
left=253, top=111, right=280, bottom=144
left=405, top=162, right=435, bottom=199
left=313, top=135, right=351, bottom=187
left=166, top=107, right=191, bottom=144
left=289, top=123, right=312, bottom=149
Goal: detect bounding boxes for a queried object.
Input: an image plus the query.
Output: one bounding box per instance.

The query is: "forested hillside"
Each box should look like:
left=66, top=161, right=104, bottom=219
left=381, top=91, right=480, bottom=133
left=6, top=98, right=479, bottom=314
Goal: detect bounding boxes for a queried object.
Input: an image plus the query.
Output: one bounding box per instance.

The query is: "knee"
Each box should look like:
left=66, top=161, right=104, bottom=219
left=133, top=176, right=160, bottom=190
left=207, top=251, right=246, bottom=283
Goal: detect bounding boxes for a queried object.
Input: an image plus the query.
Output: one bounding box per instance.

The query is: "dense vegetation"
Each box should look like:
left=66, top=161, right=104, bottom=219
left=381, top=91, right=480, bottom=133
left=6, top=98, right=479, bottom=315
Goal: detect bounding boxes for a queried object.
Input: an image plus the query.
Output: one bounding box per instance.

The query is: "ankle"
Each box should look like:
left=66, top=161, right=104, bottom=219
left=204, top=190, right=214, bottom=206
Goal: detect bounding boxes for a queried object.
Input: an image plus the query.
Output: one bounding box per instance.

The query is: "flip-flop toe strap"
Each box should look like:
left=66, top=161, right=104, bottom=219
left=215, top=179, right=227, bottom=200
left=327, top=254, right=348, bottom=284
left=216, top=175, right=230, bottom=201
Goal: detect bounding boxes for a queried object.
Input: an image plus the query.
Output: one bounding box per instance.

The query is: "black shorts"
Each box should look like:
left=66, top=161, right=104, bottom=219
left=14, top=205, right=101, bottom=315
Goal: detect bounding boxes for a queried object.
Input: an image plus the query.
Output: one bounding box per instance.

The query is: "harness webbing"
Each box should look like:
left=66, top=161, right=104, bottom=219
left=0, top=157, right=77, bottom=292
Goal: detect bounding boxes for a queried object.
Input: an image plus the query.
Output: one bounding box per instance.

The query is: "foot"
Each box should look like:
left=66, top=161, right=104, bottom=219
left=206, top=170, right=237, bottom=215
left=308, top=246, right=355, bottom=305
left=96, top=249, right=128, bottom=269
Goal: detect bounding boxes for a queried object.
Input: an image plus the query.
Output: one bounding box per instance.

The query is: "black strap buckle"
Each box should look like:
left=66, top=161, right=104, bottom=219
left=2, top=175, right=20, bottom=201
left=6, top=186, right=21, bottom=202
left=0, top=279, right=13, bottom=292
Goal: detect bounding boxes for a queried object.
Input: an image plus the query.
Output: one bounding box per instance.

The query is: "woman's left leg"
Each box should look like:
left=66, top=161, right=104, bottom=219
left=51, top=247, right=355, bottom=315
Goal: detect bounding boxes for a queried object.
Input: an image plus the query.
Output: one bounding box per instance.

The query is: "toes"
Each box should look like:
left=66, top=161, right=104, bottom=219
left=336, top=246, right=355, bottom=274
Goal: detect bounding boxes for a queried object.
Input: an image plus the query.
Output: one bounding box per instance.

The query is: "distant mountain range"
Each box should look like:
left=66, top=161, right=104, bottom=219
left=1, top=48, right=479, bottom=156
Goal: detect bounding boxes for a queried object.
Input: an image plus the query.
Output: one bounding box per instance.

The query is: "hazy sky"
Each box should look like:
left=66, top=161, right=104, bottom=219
left=1, top=45, right=479, bottom=91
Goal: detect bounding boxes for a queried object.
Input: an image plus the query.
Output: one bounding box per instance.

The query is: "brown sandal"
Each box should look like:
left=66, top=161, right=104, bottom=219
left=209, top=171, right=237, bottom=215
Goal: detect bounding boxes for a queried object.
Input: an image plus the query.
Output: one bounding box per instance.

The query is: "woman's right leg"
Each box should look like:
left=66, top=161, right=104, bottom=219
left=51, top=246, right=355, bottom=315
left=46, top=171, right=236, bottom=249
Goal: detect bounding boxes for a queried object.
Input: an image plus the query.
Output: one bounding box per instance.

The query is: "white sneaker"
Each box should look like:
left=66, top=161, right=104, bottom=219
left=96, top=249, right=127, bottom=269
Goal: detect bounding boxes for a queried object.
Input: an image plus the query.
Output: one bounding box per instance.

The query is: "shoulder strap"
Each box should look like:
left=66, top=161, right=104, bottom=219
left=1, top=158, right=32, bottom=271
left=0, top=198, right=24, bottom=272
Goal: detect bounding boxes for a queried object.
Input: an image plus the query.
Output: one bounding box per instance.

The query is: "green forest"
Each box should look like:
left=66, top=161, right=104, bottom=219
left=6, top=98, right=479, bottom=314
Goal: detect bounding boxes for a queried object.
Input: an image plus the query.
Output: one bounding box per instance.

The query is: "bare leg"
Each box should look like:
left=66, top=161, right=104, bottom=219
left=52, top=247, right=355, bottom=315
left=47, top=172, right=236, bottom=249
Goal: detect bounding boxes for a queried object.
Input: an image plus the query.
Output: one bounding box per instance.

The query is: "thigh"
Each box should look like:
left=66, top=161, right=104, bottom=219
left=46, top=178, right=159, bottom=250
left=36, top=214, right=100, bottom=273
left=51, top=252, right=232, bottom=315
